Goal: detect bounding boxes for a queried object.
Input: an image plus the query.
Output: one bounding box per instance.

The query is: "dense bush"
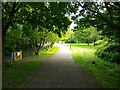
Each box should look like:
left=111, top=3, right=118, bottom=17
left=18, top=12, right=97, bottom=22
left=95, top=43, right=120, bottom=64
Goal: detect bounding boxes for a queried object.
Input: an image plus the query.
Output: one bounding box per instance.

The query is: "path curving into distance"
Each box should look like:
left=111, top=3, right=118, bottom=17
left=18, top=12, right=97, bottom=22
left=20, top=43, right=101, bottom=88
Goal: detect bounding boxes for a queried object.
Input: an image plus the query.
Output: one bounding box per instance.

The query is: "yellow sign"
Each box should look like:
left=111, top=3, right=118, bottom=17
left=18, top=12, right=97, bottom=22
left=14, top=51, right=22, bottom=61
left=14, top=52, right=17, bottom=61
left=20, top=51, right=22, bottom=60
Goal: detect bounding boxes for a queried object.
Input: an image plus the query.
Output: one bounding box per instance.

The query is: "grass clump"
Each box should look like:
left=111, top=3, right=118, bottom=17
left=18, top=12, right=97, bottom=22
left=71, top=43, right=120, bottom=88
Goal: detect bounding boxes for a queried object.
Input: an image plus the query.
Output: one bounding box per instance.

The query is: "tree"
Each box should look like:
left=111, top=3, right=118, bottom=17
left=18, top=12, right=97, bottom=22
left=2, top=2, right=73, bottom=38
left=71, top=2, right=120, bottom=43
left=89, top=27, right=101, bottom=46
left=2, top=2, right=23, bottom=39
left=60, top=28, right=72, bottom=42
left=74, top=27, right=100, bottom=45
left=4, top=24, right=24, bottom=55
left=3, top=2, right=76, bottom=56
left=4, top=24, right=37, bottom=56
left=45, top=31, right=59, bottom=50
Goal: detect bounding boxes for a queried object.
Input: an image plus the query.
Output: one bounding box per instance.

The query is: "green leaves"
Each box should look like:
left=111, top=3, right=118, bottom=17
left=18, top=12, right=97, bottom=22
left=74, top=27, right=101, bottom=45
left=2, top=2, right=73, bottom=38
left=3, top=2, right=77, bottom=55
left=73, top=2, right=120, bottom=43
left=5, top=24, right=23, bottom=53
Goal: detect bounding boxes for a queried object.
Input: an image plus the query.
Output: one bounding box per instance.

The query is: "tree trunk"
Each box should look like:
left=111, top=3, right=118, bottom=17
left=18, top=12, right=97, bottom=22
left=35, top=52, right=39, bottom=55
left=47, top=45, right=50, bottom=50
left=35, top=49, right=40, bottom=55
left=50, top=42, right=54, bottom=48
left=46, top=45, right=48, bottom=50
left=94, top=40, right=96, bottom=46
left=46, top=44, right=50, bottom=51
left=87, top=42, right=89, bottom=46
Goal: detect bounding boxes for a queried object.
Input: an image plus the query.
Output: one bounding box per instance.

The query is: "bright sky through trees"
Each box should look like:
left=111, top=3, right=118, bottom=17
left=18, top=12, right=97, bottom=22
left=70, top=21, right=77, bottom=30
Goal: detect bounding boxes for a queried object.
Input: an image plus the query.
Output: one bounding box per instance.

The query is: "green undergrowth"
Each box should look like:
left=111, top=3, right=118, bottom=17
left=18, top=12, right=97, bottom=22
left=95, top=42, right=120, bottom=63
left=71, top=43, right=120, bottom=88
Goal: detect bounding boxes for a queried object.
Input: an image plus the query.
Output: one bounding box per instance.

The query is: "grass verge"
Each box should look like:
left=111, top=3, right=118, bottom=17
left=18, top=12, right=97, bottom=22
left=71, top=43, right=120, bottom=88
left=3, top=45, right=59, bottom=88
left=3, top=61, right=42, bottom=88
left=32, top=46, right=59, bottom=59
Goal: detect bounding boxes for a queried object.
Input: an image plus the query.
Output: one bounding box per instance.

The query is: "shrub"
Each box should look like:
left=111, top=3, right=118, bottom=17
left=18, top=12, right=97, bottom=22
left=111, top=52, right=120, bottom=63
left=95, top=40, right=104, bottom=45
left=95, top=42, right=120, bottom=64
left=95, top=40, right=108, bottom=46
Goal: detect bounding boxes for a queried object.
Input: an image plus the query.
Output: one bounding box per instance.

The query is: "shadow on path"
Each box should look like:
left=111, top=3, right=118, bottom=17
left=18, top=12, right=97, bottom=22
left=20, top=43, right=101, bottom=88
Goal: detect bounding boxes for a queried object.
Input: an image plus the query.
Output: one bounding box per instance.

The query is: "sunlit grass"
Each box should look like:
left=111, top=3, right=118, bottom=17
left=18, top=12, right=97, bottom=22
left=70, top=43, right=120, bottom=88
left=73, top=48, right=96, bottom=60
left=32, top=46, right=59, bottom=59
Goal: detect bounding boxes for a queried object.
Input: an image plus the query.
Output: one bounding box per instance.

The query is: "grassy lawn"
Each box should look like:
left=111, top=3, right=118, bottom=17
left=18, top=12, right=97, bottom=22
left=70, top=43, right=120, bottom=88
left=3, top=45, right=60, bottom=88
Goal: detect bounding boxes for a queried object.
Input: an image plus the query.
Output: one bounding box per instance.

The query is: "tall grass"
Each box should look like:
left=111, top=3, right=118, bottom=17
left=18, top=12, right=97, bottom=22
left=71, top=43, right=120, bottom=88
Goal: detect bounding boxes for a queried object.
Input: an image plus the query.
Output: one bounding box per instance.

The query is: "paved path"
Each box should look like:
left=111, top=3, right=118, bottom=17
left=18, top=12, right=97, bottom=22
left=20, top=44, right=100, bottom=88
